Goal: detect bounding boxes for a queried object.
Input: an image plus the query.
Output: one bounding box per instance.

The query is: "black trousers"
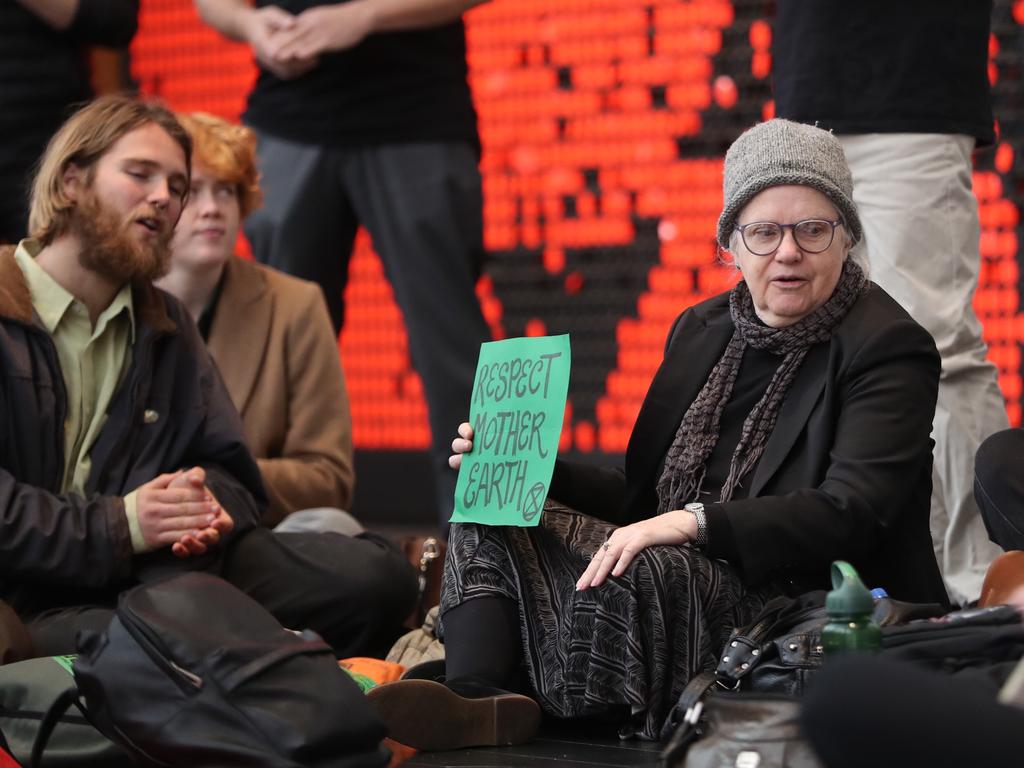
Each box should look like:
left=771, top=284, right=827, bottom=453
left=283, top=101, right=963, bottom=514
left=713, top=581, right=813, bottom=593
left=974, top=428, right=1024, bottom=551
left=25, top=528, right=419, bottom=659
left=801, top=655, right=1023, bottom=767
left=243, top=135, right=491, bottom=529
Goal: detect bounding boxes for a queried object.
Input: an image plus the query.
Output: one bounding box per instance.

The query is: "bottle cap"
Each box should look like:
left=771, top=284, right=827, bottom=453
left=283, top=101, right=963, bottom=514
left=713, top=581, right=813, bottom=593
left=826, top=561, right=874, bottom=616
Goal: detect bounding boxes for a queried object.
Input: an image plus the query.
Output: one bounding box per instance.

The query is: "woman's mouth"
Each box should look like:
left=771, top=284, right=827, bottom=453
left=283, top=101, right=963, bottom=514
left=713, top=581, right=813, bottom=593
left=771, top=276, right=807, bottom=287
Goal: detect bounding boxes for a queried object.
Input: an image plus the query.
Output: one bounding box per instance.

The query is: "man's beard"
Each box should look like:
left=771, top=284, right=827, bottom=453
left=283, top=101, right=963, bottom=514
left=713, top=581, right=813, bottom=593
left=74, top=189, right=173, bottom=284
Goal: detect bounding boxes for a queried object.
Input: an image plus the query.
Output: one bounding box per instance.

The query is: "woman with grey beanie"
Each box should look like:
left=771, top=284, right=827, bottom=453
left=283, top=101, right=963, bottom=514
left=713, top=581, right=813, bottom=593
left=369, top=119, right=949, bottom=749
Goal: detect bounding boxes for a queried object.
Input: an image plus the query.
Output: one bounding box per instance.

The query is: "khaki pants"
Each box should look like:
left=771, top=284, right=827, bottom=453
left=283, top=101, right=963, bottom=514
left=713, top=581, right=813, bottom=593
left=840, top=133, right=1007, bottom=604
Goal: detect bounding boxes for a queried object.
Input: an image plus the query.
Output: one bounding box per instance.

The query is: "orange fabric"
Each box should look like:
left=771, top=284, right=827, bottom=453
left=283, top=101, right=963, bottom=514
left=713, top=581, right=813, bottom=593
left=978, top=550, right=1024, bottom=608
left=384, top=738, right=417, bottom=767
left=336, top=659, right=415, bottom=765
left=338, top=657, right=405, bottom=688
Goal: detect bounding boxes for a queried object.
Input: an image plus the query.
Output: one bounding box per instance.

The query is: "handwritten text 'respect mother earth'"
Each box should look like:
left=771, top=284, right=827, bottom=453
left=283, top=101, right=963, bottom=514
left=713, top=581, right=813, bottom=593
left=462, top=352, right=563, bottom=511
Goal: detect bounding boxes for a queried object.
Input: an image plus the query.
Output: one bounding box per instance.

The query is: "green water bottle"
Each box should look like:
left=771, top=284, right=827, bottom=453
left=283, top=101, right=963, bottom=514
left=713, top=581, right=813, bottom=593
left=821, top=560, right=882, bottom=656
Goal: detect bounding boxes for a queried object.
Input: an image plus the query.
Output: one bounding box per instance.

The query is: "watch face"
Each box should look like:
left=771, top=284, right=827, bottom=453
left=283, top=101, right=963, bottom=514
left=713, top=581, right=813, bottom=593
left=685, top=502, right=703, bottom=512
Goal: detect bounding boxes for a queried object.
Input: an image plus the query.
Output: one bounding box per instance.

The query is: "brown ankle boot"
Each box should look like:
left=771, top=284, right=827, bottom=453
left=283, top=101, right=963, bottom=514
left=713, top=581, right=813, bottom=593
left=366, top=678, right=541, bottom=751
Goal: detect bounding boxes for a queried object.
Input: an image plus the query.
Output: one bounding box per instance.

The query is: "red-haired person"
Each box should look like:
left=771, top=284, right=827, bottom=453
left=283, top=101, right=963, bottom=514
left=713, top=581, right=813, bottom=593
left=157, top=112, right=356, bottom=533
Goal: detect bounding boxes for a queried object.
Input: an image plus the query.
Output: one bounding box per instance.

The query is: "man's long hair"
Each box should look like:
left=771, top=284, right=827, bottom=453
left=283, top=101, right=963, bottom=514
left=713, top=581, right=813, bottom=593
left=28, top=94, right=192, bottom=245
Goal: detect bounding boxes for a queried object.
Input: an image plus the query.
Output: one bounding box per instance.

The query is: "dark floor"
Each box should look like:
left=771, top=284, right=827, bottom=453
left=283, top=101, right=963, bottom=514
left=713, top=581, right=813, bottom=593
left=401, top=734, right=662, bottom=767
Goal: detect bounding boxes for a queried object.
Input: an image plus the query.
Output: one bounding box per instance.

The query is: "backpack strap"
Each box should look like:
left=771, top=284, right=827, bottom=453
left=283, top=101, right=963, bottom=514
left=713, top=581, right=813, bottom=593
left=30, top=685, right=84, bottom=768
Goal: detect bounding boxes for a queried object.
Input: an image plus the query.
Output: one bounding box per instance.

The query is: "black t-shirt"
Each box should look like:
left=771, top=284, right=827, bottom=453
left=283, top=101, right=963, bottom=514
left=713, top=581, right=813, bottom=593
left=698, top=345, right=779, bottom=503
left=196, top=270, right=227, bottom=342
left=244, top=0, right=478, bottom=148
left=0, top=0, right=137, bottom=241
left=772, top=0, right=994, bottom=144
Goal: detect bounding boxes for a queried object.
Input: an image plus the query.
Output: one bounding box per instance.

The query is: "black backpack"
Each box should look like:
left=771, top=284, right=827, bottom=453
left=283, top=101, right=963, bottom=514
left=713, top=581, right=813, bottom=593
left=710, top=593, right=1024, bottom=697
left=33, top=572, right=390, bottom=768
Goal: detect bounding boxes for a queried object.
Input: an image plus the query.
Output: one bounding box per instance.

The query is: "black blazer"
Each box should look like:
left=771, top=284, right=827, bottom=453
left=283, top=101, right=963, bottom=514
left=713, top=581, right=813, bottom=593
left=550, top=284, right=948, bottom=605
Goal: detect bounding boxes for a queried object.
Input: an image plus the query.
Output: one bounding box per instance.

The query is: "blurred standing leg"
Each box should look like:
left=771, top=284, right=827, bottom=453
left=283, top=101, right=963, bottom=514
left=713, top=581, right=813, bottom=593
left=244, top=131, right=359, bottom=333
left=841, top=133, right=1008, bottom=603
left=344, top=143, right=490, bottom=530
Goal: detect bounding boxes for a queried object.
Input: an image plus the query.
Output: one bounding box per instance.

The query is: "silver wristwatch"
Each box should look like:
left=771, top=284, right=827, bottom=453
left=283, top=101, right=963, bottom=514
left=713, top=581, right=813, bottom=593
left=684, top=502, right=709, bottom=549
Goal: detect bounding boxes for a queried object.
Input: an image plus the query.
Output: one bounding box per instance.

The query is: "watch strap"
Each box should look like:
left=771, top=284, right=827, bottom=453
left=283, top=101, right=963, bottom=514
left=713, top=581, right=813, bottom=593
left=685, top=502, right=709, bottom=549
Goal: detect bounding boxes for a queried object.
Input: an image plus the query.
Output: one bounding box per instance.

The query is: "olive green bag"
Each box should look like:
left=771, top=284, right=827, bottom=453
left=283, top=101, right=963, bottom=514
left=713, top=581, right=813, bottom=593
left=0, top=656, right=130, bottom=767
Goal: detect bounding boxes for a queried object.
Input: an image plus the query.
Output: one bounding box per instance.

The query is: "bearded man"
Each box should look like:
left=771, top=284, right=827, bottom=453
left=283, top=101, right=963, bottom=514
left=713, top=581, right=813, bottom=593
left=0, top=95, right=417, bottom=658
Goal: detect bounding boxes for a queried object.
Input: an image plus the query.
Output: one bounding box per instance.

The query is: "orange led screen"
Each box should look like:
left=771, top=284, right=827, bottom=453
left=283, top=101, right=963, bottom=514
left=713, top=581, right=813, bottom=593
left=131, top=0, right=1024, bottom=457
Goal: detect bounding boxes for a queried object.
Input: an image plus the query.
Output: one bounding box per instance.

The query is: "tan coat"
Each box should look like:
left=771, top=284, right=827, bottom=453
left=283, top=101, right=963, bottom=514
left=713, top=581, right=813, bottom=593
left=207, top=257, right=354, bottom=526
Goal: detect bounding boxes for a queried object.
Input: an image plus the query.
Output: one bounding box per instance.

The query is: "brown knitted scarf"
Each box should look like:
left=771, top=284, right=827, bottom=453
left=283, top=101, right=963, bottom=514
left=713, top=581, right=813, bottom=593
left=655, top=259, right=867, bottom=512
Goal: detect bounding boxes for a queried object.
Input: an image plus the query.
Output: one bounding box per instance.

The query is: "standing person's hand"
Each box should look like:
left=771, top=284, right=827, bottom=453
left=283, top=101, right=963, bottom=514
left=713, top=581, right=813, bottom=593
left=575, top=510, right=698, bottom=591
left=448, top=422, right=474, bottom=470
left=242, top=5, right=320, bottom=79
left=272, top=3, right=374, bottom=61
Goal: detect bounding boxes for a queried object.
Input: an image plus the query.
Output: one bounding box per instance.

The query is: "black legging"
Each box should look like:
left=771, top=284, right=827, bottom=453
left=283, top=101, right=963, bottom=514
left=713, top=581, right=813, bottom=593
left=441, top=596, right=522, bottom=688
left=975, top=428, right=1024, bottom=551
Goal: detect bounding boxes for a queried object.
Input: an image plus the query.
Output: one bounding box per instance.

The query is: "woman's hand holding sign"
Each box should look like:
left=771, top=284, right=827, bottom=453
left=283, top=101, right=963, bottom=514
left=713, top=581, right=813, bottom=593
left=448, top=423, right=475, bottom=473
left=448, top=422, right=474, bottom=470
left=451, top=335, right=570, bottom=526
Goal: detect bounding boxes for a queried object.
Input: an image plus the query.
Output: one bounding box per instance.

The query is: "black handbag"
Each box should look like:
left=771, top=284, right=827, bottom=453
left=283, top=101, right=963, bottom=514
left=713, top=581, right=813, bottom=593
left=714, top=592, right=949, bottom=696
left=32, top=573, right=391, bottom=768
left=660, top=672, right=822, bottom=768
left=714, top=592, right=828, bottom=697
left=662, top=596, right=1024, bottom=767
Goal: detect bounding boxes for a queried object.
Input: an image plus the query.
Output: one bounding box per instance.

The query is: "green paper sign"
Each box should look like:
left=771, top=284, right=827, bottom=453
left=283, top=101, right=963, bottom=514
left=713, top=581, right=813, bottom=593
left=451, top=334, right=571, bottom=527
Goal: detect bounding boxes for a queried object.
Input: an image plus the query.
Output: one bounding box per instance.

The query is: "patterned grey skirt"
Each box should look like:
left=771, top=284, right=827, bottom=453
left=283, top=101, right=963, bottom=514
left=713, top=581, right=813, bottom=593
left=439, top=503, right=780, bottom=739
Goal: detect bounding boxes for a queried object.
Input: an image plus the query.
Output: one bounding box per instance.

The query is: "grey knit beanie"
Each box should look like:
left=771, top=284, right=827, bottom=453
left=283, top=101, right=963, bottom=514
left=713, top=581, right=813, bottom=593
left=716, top=119, right=862, bottom=250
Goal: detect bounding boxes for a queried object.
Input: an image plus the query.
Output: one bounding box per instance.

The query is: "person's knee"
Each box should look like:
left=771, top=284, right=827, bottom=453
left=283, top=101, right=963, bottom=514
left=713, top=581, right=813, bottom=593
left=351, top=534, right=420, bottom=625
left=273, top=508, right=365, bottom=537
left=626, top=544, right=692, bottom=586
left=26, top=606, right=116, bottom=657
left=290, top=532, right=419, bottom=627
left=802, top=655, right=1024, bottom=768
left=975, top=429, right=1023, bottom=489
left=974, top=429, right=1024, bottom=550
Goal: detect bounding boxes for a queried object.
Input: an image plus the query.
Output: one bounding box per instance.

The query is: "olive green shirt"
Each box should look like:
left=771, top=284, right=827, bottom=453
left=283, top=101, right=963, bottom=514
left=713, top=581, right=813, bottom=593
left=14, top=240, right=148, bottom=552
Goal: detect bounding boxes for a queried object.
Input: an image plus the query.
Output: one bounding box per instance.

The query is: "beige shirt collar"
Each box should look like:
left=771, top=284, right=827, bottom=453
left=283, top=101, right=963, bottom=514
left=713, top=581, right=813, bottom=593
left=14, top=239, right=136, bottom=341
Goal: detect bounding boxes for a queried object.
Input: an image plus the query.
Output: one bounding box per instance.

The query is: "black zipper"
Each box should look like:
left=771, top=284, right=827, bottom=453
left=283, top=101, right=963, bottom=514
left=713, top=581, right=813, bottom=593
left=116, top=608, right=204, bottom=694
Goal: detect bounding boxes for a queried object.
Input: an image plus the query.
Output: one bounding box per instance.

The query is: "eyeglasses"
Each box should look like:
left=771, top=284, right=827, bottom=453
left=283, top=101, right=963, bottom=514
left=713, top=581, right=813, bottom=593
left=734, top=219, right=844, bottom=256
